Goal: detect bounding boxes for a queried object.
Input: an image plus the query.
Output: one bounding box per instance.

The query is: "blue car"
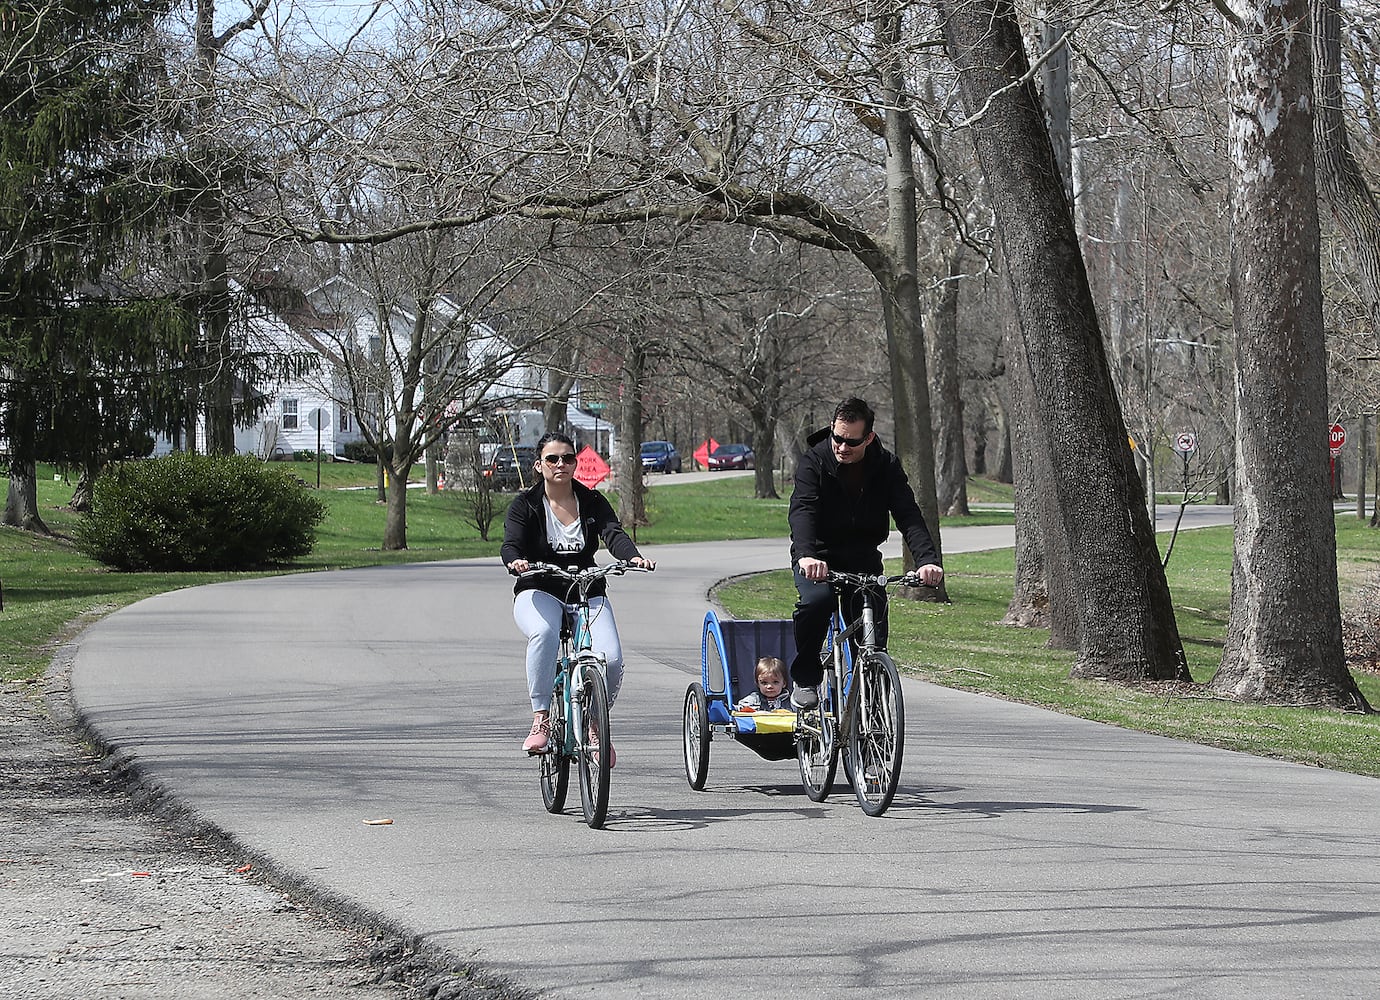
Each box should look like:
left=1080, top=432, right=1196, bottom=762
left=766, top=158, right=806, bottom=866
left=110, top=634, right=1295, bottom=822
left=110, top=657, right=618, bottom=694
left=640, top=440, right=682, bottom=473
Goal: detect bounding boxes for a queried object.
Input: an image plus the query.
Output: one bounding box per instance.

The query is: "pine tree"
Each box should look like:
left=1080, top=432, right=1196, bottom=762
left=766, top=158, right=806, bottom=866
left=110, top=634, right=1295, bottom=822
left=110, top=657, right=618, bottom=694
left=1, top=0, right=191, bottom=529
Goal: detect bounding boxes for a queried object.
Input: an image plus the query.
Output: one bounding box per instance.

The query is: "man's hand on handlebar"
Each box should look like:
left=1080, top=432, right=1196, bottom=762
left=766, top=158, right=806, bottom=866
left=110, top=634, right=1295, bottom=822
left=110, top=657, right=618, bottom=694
left=628, top=556, right=656, bottom=571
left=798, top=556, right=829, bottom=581
left=906, top=563, right=944, bottom=588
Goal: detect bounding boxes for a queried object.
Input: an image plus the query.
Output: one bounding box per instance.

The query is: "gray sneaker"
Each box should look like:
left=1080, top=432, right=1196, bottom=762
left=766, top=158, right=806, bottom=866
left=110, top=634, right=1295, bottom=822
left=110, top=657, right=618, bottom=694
left=790, top=685, right=819, bottom=710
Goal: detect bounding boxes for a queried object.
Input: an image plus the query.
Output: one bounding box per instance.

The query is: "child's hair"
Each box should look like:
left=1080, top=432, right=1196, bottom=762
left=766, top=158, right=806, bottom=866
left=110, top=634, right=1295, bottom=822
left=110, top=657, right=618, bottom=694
left=755, top=656, right=787, bottom=684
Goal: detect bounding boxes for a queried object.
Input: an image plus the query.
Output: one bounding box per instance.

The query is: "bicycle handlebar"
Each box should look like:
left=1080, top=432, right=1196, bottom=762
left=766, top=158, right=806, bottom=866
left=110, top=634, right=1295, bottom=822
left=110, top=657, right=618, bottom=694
left=516, top=560, right=654, bottom=586
left=823, top=569, right=922, bottom=590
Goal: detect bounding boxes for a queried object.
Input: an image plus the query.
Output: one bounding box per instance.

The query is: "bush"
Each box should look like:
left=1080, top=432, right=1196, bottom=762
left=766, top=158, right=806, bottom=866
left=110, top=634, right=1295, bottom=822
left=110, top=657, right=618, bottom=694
left=341, top=440, right=386, bottom=464
left=77, top=453, right=328, bottom=571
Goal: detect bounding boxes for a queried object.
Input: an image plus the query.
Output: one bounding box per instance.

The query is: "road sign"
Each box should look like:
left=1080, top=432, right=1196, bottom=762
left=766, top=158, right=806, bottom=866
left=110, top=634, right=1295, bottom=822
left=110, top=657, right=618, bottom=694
left=1173, top=431, right=1198, bottom=455
left=1329, top=423, right=1346, bottom=450
left=574, top=445, right=609, bottom=488
left=308, top=407, right=330, bottom=431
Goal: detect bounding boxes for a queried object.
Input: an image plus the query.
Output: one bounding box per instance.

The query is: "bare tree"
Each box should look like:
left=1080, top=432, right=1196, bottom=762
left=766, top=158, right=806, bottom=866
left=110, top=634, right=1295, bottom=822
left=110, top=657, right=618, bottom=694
left=1314, top=0, right=1380, bottom=346
left=1208, top=0, right=1371, bottom=711
left=938, top=0, right=1189, bottom=682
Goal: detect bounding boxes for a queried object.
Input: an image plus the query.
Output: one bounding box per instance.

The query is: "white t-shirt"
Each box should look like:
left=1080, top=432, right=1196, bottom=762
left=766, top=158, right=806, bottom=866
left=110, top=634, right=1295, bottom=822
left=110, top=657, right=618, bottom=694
left=544, top=497, right=586, bottom=554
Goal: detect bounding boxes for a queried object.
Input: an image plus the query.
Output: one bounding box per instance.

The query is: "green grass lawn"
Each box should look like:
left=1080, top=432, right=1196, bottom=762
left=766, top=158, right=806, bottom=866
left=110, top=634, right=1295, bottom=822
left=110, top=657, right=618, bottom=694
left=719, top=517, right=1380, bottom=777
left=5, top=461, right=1377, bottom=778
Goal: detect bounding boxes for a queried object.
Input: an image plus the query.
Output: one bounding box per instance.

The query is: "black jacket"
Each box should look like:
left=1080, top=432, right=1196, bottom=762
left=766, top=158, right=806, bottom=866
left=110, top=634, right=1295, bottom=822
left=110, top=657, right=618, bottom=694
left=788, top=427, right=940, bottom=572
left=500, top=480, right=643, bottom=600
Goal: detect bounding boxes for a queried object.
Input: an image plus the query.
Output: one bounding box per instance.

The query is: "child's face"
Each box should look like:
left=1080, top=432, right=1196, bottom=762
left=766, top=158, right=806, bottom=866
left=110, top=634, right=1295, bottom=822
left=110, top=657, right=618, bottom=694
left=757, top=669, right=785, bottom=699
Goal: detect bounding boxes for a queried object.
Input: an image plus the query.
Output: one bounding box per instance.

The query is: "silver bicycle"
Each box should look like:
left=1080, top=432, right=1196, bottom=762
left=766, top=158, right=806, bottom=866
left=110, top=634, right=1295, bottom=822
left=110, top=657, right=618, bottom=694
left=795, top=570, right=912, bottom=816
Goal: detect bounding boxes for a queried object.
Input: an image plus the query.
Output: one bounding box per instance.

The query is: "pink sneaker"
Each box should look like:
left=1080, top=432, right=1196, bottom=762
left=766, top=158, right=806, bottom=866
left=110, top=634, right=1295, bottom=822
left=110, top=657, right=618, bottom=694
left=588, top=729, right=615, bottom=768
left=523, top=717, right=549, bottom=753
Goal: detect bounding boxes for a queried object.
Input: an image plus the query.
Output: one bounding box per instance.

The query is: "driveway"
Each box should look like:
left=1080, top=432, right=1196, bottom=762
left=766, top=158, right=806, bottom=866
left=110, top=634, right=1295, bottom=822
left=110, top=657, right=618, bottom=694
left=70, top=516, right=1380, bottom=999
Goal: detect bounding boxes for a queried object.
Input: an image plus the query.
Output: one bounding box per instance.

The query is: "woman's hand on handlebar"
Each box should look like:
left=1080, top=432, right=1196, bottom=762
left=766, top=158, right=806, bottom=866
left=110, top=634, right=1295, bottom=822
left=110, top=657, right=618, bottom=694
left=507, top=559, right=531, bottom=576
left=628, top=556, right=656, bottom=571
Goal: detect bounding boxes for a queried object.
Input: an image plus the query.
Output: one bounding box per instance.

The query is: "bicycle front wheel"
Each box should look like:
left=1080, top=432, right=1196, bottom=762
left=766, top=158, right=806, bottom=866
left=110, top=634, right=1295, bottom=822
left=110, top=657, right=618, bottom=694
left=846, top=652, right=904, bottom=816
left=575, top=663, right=612, bottom=829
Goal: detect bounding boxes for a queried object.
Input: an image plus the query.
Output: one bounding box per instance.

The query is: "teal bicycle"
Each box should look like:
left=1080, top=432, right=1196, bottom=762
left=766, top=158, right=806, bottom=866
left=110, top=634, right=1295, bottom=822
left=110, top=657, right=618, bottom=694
left=519, top=561, right=650, bottom=829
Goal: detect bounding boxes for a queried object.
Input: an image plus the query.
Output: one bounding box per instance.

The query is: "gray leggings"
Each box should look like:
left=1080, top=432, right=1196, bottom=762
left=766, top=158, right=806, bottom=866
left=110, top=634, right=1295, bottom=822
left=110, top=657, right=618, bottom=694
left=513, top=589, right=625, bottom=712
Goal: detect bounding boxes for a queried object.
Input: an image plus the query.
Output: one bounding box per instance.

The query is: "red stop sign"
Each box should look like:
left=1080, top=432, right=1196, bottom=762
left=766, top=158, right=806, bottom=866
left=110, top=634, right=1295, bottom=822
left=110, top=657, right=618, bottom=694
left=1329, top=423, right=1346, bottom=449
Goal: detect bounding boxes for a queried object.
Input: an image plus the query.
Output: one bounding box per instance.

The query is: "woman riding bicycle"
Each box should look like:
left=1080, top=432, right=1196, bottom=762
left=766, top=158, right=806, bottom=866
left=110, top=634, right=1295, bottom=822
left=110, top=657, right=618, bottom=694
left=501, top=432, right=655, bottom=758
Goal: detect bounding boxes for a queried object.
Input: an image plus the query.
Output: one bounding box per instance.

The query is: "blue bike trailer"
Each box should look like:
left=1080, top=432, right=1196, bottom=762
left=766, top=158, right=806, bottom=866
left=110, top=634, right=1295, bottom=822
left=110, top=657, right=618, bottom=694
left=699, top=611, right=798, bottom=762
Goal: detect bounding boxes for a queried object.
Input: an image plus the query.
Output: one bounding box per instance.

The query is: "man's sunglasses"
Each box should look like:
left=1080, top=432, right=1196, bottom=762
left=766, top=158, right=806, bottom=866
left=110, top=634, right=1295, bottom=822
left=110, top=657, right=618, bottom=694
left=542, top=453, right=578, bottom=466
left=830, top=432, right=868, bottom=448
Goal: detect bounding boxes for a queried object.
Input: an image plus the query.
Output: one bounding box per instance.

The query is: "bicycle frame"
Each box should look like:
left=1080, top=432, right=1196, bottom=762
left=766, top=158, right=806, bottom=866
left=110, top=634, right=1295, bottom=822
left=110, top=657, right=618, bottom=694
left=551, top=602, right=603, bottom=756
left=819, top=578, right=885, bottom=741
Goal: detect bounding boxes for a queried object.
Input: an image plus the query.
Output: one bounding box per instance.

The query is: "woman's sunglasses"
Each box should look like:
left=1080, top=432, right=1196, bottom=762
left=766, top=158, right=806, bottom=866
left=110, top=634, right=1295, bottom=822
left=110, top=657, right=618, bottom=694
left=542, top=453, right=578, bottom=466
left=830, top=432, right=868, bottom=448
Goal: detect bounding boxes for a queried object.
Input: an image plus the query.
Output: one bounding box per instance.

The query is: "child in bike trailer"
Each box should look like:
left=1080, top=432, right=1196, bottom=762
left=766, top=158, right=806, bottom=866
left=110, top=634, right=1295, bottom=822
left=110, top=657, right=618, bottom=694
left=735, top=656, right=792, bottom=711
left=501, top=432, right=654, bottom=763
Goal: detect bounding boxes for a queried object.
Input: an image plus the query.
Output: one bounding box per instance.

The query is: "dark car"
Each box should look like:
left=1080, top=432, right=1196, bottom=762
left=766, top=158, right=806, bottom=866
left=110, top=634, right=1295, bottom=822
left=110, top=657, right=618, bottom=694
left=486, top=446, right=538, bottom=491
left=707, top=443, right=754, bottom=471
left=640, top=440, right=682, bottom=474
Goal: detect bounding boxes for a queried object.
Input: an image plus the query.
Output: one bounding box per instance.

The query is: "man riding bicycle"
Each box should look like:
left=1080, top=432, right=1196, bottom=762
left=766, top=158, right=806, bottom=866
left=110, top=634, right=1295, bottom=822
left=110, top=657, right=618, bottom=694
left=788, top=397, right=944, bottom=709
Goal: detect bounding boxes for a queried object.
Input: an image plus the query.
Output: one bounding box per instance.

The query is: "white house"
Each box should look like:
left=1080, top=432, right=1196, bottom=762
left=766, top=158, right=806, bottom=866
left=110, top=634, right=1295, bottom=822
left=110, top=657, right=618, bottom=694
left=159, top=273, right=543, bottom=459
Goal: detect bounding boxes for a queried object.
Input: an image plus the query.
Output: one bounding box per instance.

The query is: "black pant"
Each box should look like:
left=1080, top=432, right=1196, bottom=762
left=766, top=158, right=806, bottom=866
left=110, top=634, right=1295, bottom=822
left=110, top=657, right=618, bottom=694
left=790, top=567, right=889, bottom=688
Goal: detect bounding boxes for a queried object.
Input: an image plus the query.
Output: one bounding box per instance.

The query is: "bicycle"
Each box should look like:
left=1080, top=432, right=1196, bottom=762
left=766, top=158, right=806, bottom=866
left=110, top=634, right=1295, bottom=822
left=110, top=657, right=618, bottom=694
left=518, top=560, right=652, bottom=829
left=795, top=570, right=913, bottom=816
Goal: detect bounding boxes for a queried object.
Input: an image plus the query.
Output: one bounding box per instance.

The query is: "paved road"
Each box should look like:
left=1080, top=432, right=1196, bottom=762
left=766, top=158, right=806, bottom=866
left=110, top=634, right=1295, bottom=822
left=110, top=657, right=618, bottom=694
left=70, top=513, right=1380, bottom=999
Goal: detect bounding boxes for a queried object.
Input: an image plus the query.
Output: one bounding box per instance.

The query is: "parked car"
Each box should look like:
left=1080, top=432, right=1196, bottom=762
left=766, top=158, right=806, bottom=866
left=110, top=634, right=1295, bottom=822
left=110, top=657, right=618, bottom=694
left=486, top=446, right=538, bottom=491
left=707, top=443, right=754, bottom=471
left=640, top=440, right=682, bottom=473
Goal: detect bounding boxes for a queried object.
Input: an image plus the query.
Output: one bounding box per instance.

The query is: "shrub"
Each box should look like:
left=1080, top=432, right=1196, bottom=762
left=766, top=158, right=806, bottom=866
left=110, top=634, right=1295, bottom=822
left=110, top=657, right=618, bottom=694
left=341, top=440, right=386, bottom=464
left=77, top=453, right=328, bottom=571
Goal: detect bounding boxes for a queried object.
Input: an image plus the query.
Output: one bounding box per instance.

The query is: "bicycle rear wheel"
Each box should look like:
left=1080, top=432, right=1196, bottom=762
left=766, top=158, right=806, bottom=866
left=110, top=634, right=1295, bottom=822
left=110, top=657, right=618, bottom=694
left=539, top=679, right=570, bottom=813
left=846, top=652, right=904, bottom=816
left=796, top=668, right=838, bottom=801
left=576, top=663, right=612, bottom=829
left=682, top=683, right=710, bottom=790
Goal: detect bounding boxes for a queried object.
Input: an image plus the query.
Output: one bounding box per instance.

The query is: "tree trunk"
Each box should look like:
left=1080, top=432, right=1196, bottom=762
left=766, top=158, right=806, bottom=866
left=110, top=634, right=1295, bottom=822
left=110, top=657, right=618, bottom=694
left=616, top=341, right=648, bottom=529
left=1003, top=314, right=1079, bottom=644
left=1211, top=0, right=1370, bottom=711
left=70, top=458, right=101, bottom=512
left=4, top=458, right=50, bottom=534
left=1003, top=337, right=1049, bottom=629
left=877, top=8, right=945, bottom=585
left=1359, top=415, right=1370, bottom=521
left=383, top=453, right=411, bottom=551
left=928, top=246, right=970, bottom=516
left=940, top=0, right=1188, bottom=681
left=750, top=406, right=780, bottom=500
left=1313, top=0, right=1380, bottom=343
left=196, top=1, right=237, bottom=456
left=1037, top=4, right=1073, bottom=210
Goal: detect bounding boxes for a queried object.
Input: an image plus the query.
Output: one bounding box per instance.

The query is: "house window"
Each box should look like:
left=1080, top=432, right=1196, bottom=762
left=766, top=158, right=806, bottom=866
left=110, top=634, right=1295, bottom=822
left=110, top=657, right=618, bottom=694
left=339, top=408, right=352, bottom=433
left=281, top=398, right=299, bottom=430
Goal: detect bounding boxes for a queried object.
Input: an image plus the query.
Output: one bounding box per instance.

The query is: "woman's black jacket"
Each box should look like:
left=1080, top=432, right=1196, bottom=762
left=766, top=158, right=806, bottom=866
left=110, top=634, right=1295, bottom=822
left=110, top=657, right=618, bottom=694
left=500, top=480, right=642, bottom=600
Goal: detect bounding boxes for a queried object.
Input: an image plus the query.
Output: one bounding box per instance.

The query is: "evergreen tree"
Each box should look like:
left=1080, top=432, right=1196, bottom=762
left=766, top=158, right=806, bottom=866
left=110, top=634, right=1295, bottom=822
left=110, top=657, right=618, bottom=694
left=1, top=0, right=191, bottom=529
